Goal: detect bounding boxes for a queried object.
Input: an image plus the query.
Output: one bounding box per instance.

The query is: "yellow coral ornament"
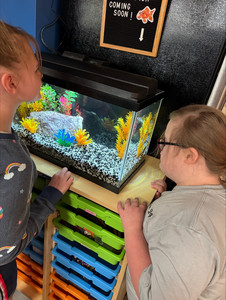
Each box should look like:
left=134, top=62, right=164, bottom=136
left=74, top=128, right=92, bottom=146
left=20, top=117, right=39, bottom=134
left=136, top=112, right=157, bottom=158
left=17, top=102, right=29, bottom=119
left=28, top=100, right=43, bottom=112
left=114, top=111, right=132, bottom=159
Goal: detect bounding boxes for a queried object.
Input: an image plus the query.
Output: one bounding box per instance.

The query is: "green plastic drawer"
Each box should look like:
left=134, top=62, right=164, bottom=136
left=53, top=217, right=125, bottom=265
left=33, top=176, right=46, bottom=191
left=56, top=201, right=124, bottom=251
left=62, top=192, right=123, bottom=232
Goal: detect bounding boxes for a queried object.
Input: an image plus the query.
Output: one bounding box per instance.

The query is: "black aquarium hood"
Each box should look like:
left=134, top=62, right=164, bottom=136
left=41, top=52, right=163, bottom=111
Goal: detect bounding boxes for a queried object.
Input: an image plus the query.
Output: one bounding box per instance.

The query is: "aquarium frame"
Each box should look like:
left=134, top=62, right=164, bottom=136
left=41, top=53, right=165, bottom=111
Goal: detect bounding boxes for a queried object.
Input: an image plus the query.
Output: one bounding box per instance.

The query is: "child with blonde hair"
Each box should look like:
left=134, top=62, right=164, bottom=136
left=0, top=21, right=74, bottom=299
left=118, top=104, right=226, bottom=299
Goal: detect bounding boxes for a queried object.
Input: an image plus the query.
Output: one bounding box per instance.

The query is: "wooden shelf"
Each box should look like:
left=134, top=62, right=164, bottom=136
left=17, top=155, right=164, bottom=300
left=31, top=154, right=164, bottom=212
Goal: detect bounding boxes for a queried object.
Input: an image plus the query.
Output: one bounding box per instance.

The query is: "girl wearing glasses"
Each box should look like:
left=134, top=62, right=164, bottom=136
left=118, top=104, right=226, bottom=300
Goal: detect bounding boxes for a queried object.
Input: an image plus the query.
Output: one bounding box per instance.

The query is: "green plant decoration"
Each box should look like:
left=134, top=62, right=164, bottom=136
left=63, top=90, right=78, bottom=103
left=60, top=90, right=79, bottom=116
left=40, top=84, right=58, bottom=111
left=55, top=129, right=75, bottom=147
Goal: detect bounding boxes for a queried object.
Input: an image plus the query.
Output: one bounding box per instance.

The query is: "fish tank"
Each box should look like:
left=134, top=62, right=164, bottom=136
left=13, top=53, right=164, bottom=193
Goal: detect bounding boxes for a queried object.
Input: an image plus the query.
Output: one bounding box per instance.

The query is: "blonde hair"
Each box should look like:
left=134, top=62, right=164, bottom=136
left=169, top=104, right=226, bottom=187
left=0, top=20, right=41, bottom=70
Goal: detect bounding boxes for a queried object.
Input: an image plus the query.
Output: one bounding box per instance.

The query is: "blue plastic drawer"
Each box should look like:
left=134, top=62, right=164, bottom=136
left=52, top=259, right=113, bottom=300
left=30, top=238, right=44, bottom=255
left=23, top=246, right=43, bottom=265
left=52, top=247, right=116, bottom=292
left=37, top=227, right=44, bottom=239
left=52, top=232, right=121, bottom=280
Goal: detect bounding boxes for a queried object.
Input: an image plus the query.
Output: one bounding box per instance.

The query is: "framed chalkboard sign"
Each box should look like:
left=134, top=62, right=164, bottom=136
left=100, top=0, right=168, bottom=57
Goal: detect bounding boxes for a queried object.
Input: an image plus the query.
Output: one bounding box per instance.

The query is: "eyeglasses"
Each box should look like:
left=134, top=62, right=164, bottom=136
left=157, top=138, right=186, bottom=152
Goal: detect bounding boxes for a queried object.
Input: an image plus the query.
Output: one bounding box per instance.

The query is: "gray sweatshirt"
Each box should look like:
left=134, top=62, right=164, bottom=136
left=126, top=185, right=226, bottom=300
left=0, top=131, right=62, bottom=265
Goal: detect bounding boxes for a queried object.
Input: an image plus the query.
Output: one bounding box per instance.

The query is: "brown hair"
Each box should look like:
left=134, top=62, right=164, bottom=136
left=0, top=20, right=41, bottom=70
left=169, top=104, right=226, bottom=187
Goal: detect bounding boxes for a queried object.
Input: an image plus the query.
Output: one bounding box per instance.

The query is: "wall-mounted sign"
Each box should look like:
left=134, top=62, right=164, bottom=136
left=100, top=0, right=168, bottom=57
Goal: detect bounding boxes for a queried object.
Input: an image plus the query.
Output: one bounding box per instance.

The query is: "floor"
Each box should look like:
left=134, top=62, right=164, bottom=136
left=13, top=290, right=30, bottom=300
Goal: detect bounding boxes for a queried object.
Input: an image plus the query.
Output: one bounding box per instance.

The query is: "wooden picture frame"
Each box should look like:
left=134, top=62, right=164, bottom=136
left=100, top=0, right=168, bottom=57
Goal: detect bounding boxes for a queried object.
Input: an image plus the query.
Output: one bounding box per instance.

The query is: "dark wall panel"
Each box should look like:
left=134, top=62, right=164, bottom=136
left=59, top=0, right=225, bottom=150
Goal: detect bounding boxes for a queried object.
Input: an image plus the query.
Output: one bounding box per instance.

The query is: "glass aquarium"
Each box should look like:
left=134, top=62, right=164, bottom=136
left=13, top=53, right=164, bottom=193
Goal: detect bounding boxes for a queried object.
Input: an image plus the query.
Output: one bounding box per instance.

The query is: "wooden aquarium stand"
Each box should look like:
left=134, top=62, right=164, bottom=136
left=17, top=154, right=164, bottom=300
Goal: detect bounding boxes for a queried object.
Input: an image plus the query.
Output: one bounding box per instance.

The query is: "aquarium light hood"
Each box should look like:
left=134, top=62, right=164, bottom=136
left=41, top=53, right=161, bottom=111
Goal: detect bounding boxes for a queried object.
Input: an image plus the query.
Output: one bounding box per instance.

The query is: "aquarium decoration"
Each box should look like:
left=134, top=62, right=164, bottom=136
left=136, top=112, right=157, bottom=158
left=60, top=91, right=78, bottom=116
left=28, top=100, right=44, bottom=113
left=17, top=102, right=29, bottom=119
left=12, top=53, right=164, bottom=193
left=20, top=117, right=39, bottom=134
left=114, top=112, right=132, bottom=159
left=55, top=129, right=75, bottom=147
left=100, top=117, right=116, bottom=132
left=17, top=100, right=44, bottom=120
left=60, top=96, right=72, bottom=115
left=40, top=83, right=58, bottom=111
left=74, top=128, right=92, bottom=146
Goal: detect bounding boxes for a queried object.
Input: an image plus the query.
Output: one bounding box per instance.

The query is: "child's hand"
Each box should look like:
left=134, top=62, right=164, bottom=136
left=48, top=167, right=74, bottom=194
left=150, top=179, right=167, bottom=199
left=117, top=198, right=147, bottom=235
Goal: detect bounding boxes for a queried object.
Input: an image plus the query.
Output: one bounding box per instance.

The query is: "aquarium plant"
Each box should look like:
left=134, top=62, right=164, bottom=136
left=136, top=112, right=157, bottom=158
left=60, top=96, right=72, bottom=115
left=60, top=90, right=78, bottom=116
left=28, top=100, right=44, bottom=112
left=74, top=128, right=92, bottom=146
left=17, top=102, right=29, bottom=119
left=20, top=117, right=39, bottom=134
left=54, top=129, right=75, bottom=147
left=17, top=99, right=44, bottom=120
left=100, top=117, right=116, bottom=132
left=114, top=111, right=132, bottom=159
left=40, top=83, right=58, bottom=111
left=63, top=90, right=78, bottom=102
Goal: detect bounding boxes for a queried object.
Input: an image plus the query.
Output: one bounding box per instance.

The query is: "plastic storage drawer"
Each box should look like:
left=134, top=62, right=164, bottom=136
left=52, top=259, right=113, bottom=300
left=52, top=232, right=121, bottom=279
left=62, top=192, right=123, bottom=232
left=53, top=217, right=125, bottom=265
left=56, top=200, right=124, bottom=251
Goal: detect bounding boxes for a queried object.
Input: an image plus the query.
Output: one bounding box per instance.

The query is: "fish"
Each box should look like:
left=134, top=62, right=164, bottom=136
left=136, top=6, right=156, bottom=24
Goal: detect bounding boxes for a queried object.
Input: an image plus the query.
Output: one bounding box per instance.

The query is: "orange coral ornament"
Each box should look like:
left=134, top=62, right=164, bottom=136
left=136, top=112, right=157, bottom=158
left=115, top=111, right=132, bottom=159
left=74, top=128, right=92, bottom=146
left=136, top=6, right=156, bottom=24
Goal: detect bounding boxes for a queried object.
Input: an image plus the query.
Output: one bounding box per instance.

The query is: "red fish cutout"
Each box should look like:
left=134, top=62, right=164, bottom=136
left=136, top=6, right=156, bottom=24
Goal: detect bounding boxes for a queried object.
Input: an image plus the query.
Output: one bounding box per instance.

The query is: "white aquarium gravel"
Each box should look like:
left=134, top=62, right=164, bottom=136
left=12, top=123, right=145, bottom=188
